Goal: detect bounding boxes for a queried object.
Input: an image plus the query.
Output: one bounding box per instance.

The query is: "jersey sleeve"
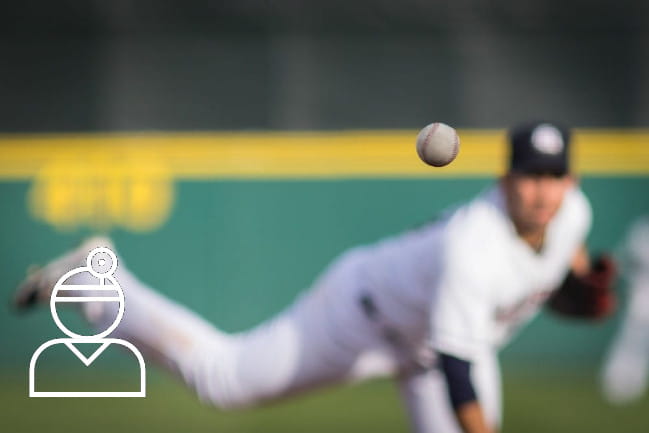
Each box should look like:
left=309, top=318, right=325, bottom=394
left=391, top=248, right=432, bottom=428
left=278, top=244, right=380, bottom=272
left=429, top=216, right=494, bottom=361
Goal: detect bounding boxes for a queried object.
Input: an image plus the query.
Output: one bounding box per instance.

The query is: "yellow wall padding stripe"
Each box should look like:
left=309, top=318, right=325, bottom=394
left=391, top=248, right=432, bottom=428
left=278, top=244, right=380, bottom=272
left=0, top=129, right=647, bottom=179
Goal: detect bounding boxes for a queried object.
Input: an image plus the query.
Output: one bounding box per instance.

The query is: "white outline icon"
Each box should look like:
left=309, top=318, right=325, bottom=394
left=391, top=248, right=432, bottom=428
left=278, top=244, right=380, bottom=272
left=29, top=247, right=146, bottom=397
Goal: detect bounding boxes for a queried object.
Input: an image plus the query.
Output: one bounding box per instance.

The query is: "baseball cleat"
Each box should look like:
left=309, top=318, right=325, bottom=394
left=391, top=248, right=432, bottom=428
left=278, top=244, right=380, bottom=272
left=12, top=236, right=114, bottom=311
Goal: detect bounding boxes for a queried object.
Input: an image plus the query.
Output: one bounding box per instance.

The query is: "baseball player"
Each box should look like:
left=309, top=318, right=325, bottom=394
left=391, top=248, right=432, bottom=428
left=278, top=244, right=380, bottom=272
left=14, top=121, right=616, bottom=433
left=601, top=215, right=649, bottom=404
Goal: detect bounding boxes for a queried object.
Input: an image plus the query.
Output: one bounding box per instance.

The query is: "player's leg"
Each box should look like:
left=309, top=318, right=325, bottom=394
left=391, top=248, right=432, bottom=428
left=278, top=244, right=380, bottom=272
left=397, top=349, right=501, bottom=433
left=14, top=239, right=391, bottom=408
left=123, top=249, right=395, bottom=407
left=472, top=350, right=502, bottom=429
left=210, top=279, right=395, bottom=407
left=601, top=285, right=649, bottom=404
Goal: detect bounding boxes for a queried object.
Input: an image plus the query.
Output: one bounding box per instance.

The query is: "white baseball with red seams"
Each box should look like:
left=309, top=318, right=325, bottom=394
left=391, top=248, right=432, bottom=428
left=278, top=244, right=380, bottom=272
left=416, top=122, right=460, bottom=167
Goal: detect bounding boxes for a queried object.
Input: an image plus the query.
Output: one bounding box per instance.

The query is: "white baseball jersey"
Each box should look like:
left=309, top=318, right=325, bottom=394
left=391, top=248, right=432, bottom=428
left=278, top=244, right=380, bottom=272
left=347, top=183, right=592, bottom=361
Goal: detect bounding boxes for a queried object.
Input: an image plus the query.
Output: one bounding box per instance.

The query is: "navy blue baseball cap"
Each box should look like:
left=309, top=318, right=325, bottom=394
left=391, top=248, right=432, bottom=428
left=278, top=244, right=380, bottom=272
left=508, top=121, right=571, bottom=176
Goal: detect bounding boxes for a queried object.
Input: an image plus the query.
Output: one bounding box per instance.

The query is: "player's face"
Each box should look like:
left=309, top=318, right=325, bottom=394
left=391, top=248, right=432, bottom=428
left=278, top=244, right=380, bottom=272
left=502, top=172, right=574, bottom=233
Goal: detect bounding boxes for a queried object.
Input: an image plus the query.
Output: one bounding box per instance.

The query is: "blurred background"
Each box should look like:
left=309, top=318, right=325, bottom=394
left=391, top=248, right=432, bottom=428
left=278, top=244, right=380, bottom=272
left=1, top=1, right=648, bottom=432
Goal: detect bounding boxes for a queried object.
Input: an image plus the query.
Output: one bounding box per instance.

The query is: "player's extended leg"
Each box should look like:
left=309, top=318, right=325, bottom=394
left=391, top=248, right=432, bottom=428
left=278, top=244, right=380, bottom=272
left=397, top=349, right=501, bottom=433
left=14, top=239, right=393, bottom=409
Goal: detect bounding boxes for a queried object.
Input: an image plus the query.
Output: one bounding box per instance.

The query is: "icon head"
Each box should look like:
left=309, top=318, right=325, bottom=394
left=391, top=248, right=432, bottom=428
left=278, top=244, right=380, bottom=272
left=50, top=247, right=124, bottom=339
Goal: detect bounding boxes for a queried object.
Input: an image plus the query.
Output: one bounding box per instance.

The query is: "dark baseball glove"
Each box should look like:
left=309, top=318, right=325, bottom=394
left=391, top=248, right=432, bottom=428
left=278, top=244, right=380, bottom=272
left=547, top=255, right=617, bottom=319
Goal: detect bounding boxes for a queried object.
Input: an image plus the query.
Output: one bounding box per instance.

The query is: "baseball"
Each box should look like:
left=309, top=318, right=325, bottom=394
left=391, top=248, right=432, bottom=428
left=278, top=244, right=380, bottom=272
left=415, top=122, right=460, bottom=167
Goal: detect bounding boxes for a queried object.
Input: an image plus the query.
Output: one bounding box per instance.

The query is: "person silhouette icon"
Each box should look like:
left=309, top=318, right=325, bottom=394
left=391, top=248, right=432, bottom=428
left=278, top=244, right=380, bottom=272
left=29, top=247, right=146, bottom=397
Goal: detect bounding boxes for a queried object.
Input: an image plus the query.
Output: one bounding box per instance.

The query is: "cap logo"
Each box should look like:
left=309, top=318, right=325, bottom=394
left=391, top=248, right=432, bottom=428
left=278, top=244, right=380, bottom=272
left=531, top=124, right=564, bottom=155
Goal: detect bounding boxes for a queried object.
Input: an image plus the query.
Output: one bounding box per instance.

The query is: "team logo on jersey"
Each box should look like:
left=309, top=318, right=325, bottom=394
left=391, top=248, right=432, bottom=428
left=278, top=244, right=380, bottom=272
left=531, top=124, right=564, bottom=155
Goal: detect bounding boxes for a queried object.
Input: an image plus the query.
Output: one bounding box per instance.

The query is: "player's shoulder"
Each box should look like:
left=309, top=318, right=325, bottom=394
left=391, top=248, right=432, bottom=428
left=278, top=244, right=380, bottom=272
left=447, top=185, right=508, bottom=230
left=434, top=187, right=506, bottom=283
left=443, top=185, right=510, bottom=249
left=565, top=185, right=591, bottom=213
